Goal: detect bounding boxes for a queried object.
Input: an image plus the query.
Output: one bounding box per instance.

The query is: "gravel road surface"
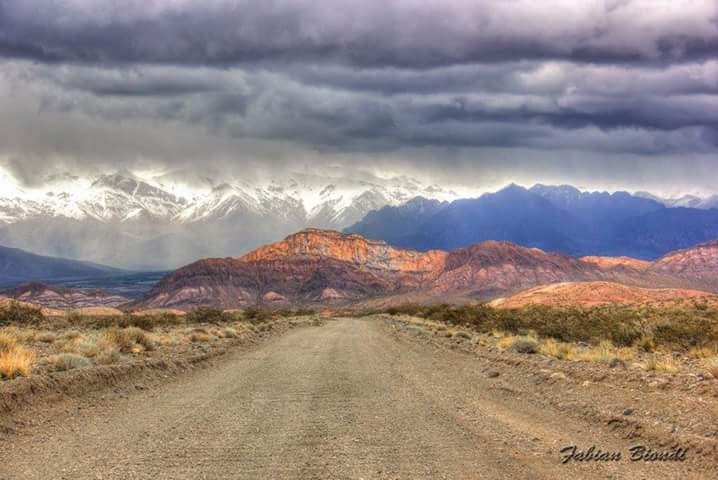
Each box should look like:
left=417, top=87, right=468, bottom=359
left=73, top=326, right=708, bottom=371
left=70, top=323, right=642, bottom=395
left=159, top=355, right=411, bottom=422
left=0, top=318, right=702, bottom=479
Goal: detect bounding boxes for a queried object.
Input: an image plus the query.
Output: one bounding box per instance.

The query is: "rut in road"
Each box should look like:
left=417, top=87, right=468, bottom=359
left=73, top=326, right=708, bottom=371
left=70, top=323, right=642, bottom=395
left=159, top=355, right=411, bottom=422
left=0, top=318, right=700, bottom=479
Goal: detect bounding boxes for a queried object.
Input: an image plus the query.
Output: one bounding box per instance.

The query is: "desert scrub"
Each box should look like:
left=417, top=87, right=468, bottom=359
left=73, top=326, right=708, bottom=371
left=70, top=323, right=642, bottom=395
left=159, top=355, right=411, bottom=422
left=104, top=327, right=155, bottom=353
left=0, top=301, right=44, bottom=326
left=538, top=339, right=577, bottom=360
left=578, top=340, right=635, bottom=363
left=187, top=307, right=234, bottom=325
left=94, top=347, right=121, bottom=365
left=0, top=333, right=34, bottom=379
left=508, top=336, right=539, bottom=354
left=383, top=302, right=718, bottom=352
left=48, top=353, right=92, bottom=371
left=189, top=328, right=213, bottom=343
left=221, top=327, right=239, bottom=338
left=643, top=355, right=681, bottom=373
left=35, top=331, right=57, bottom=343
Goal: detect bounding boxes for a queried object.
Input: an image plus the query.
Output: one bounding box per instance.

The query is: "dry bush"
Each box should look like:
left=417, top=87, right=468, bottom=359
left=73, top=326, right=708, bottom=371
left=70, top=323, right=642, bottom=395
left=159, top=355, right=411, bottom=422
left=104, top=327, right=155, bottom=353
left=508, top=336, right=539, bottom=354
left=689, top=346, right=718, bottom=359
left=0, top=334, right=34, bottom=379
left=643, top=355, right=681, bottom=373
left=221, top=327, right=239, bottom=338
left=95, top=347, right=121, bottom=365
left=579, top=341, right=635, bottom=363
left=0, top=301, right=44, bottom=326
left=48, top=353, right=92, bottom=371
left=635, top=335, right=656, bottom=353
left=0, top=331, right=17, bottom=352
left=189, top=330, right=213, bottom=343
left=187, top=307, right=233, bottom=324
left=61, top=330, right=82, bottom=340
left=36, top=331, right=57, bottom=343
left=538, top=339, right=578, bottom=360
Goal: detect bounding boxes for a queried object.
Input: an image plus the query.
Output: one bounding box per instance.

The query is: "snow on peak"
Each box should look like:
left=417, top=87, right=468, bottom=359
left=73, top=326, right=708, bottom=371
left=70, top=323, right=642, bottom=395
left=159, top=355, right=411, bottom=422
left=0, top=169, right=470, bottom=227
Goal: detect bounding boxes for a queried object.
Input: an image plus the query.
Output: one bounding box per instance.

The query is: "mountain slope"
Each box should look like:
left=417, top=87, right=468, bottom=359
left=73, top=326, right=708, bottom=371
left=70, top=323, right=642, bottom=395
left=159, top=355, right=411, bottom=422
left=348, top=185, right=587, bottom=253
left=346, top=184, right=718, bottom=259
left=0, top=245, right=126, bottom=286
left=489, top=281, right=713, bottom=309
left=343, top=197, right=448, bottom=247
left=3, top=283, right=130, bottom=308
left=136, top=229, right=718, bottom=310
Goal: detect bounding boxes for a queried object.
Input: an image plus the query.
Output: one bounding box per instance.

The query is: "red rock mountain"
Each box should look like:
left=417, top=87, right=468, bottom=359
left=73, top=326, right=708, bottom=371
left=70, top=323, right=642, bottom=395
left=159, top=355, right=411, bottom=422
left=649, top=240, right=718, bottom=290
left=138, top=229, right=718, bottom=309
left=4, top=283, right=130, bottom=309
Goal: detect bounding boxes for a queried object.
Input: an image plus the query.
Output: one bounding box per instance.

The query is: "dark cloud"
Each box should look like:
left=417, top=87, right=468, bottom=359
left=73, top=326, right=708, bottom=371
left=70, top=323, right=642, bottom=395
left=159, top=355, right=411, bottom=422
left=0, top=1, right=716, bottom=67
left=0, top=1, right=716, bottom=194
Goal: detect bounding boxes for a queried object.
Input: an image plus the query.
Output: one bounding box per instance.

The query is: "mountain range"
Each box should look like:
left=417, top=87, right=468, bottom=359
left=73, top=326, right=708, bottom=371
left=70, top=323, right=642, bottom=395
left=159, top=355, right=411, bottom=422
left=0, top=244, right=124, bottom=287
left=346, top=184, right=718, bottom=259
left=3, top=170, right=718, bottom=272
left=0, top=170, right=461, bottom=270
left=136, top=229, right=718, bottom=310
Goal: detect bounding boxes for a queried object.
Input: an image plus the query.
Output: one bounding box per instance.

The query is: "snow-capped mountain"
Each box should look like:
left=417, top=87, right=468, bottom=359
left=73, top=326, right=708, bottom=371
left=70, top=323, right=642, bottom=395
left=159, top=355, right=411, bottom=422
left=0, top=169, right=464, bottom=270
left=634, top=192, right=718, bottom=210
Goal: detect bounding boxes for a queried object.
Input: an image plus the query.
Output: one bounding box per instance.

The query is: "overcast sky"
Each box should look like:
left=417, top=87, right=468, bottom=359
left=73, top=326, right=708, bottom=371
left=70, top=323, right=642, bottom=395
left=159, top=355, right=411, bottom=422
left=0, top=0, right=717, bottom=195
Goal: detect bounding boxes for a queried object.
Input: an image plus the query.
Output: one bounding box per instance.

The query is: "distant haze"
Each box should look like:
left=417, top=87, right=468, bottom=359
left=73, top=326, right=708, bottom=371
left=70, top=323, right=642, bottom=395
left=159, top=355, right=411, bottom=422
left=0, top=1, right=716, bottom=195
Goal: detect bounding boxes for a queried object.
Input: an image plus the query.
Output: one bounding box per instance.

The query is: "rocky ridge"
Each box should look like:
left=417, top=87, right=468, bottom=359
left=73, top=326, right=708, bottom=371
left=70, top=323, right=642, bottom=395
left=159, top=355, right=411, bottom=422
left=138, top=229, right=718, bottom=309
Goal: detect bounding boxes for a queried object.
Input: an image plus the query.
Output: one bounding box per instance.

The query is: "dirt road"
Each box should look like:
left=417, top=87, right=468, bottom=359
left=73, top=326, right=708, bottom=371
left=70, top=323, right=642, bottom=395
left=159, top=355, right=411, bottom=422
left=0, top=318, right=704, bottom=479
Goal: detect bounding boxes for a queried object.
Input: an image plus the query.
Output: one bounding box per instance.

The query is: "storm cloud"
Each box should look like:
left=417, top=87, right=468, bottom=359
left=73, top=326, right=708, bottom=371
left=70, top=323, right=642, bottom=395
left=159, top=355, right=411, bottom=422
left=0, top=0, right=717, bottom=194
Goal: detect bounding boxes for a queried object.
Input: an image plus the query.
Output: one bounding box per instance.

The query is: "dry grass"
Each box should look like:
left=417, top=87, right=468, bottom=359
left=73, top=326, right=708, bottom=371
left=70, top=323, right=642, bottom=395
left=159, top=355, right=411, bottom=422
left=0, top=331, right=17, bottom=352
left=221, top=327, right=239, bottom=338
left=0, top=334, right=35, bottom=379
left=643, top=355, right=681, bottom=373
left=689, top=346, right=718, bottom=359
left=104, top=327, right=155, bottom=353
left=189, top=330, right=213, bottom=343
left=538, top=339, right=578, bottom=360
left=577, top=341, right=635, bottom=363
left=36, top=331, right=57, bottom=343
left=497, top=334, right=538, bottom=353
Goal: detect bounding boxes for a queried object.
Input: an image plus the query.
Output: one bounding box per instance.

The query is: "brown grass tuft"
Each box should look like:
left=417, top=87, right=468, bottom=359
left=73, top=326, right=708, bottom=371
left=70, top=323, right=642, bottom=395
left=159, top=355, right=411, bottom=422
left=104, top=327, right=155, bottom=353
left=0, top=340, right=34, bottom=379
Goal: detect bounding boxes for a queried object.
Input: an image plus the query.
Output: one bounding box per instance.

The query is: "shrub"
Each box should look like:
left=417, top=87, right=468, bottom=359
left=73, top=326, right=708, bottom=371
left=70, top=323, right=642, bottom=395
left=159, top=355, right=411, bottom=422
left=36, top=331, right=57, bottom=343
left=243, top=307, right=272, bottom=323
left=61, top=330, right=82, bottom=340
left=508, top=337, right=539, bottom=354
left=538, top=339, right=577, bottom=360
left=0, top=342, right=34, bottom=379
left=0, top=332, right=17, bottom=352
left=643, top=355, right=680, bottom=373
left=187, top=307, right=232, bottom=324
left=49, top=353, right=92, bottom=371
left=189, top=330, right=213, bottom=342
left=0, top=301, right=44, bottom=326
left=104, top=327, right=155, bottom=353
left=95, top=347, right=121, bottom=365
left=221, top=327, right=239, bottom=338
